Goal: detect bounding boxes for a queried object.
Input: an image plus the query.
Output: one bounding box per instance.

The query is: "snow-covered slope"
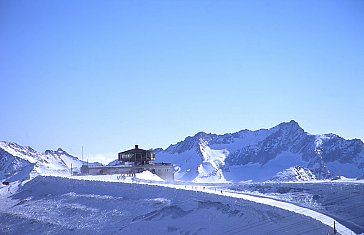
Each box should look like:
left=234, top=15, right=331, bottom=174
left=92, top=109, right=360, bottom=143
left=0, top=141, right=92, bottom=182
left=155, top=120, right=364, bottom=182
left=0, top=147, right=33, bottom=182
left=270, top=166, right=316, bottom=182
left=0, top=176, right=332, bottom=235
left=193, top=139, right=228, bottom=183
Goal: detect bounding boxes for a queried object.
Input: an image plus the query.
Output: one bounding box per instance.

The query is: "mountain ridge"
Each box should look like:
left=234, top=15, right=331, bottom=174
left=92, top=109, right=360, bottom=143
left=155, top=120, right=364, bottom=182
left=0, top=141, right=99, bottom=182
left=1, top=120, right=363, bottom=183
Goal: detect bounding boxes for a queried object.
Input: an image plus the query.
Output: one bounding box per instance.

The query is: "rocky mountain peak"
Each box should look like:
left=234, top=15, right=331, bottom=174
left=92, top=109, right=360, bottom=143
left=44, top=148, right=70, bottom=156
left=156, top=121, right=364, bottom=182
left=274, top=120, right=304, bottom=133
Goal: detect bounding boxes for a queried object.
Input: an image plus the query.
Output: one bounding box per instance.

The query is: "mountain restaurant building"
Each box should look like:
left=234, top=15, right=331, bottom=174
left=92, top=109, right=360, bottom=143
left=81, top=145, right=174, bottom=181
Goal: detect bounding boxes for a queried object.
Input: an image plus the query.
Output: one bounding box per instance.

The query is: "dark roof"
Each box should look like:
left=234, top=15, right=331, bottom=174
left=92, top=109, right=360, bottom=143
left=119, top=145, right=153, bottom=154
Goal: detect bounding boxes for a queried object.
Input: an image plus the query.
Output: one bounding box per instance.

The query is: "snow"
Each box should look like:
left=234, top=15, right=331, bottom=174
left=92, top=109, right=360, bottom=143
left=211, top=128, right=273, bottom=153
left=58, top=154, right=83, bottom=170
left=1, top=139, right=363, bottom=234
left=65, top=171, right=164, bottom=184
left=224, top=152, right=307, bottom=182
left=135, top=171, right=164, bottom=182
left=327, top=161, right=364, bottom=178
left=314, top=134, right=331, bottom=155
left=1, top=176, right=353, bottom=235
left=0, top=142, right=39, bottom=164
left=156, top=122, right=364, bottom=182
left=155, top=128, right=277, bottom=182
left=159, top=141, right=313, bottom=183
left=272, top=166, right=316, bottom=182
left=5, top=164, right=35, bottom=182
left=215, top=190, right=353, bottom=235
left=193, top=140, right=228, bottom=183
left=0, top=141, right=94, bottom=182
left=156, top=148, right=201, bottom=181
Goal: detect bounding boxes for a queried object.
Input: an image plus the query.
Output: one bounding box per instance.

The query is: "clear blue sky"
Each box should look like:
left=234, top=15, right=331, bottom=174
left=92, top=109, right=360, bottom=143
left=1, top=0, right=363, bottom=163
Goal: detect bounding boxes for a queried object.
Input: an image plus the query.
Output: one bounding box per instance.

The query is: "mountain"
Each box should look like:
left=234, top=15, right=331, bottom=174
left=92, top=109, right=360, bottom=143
left=2, top=121, right=363, bottom=183
left=155, top=120, right=364, bottom=182
left=0, top=141, right=96, bottom=182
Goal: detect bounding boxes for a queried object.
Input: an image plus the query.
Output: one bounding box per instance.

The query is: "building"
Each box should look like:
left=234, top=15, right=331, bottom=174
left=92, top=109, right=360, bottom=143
left=80, top=145, right=174, bottom=181
left=118, top=145, right=155, bottom=164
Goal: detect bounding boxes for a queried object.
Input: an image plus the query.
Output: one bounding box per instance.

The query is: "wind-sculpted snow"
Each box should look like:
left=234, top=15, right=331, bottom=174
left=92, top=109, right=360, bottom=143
left=0, top=176, right=332, bottom=235
left=63, top=192, right=124, bottom=201
left=156, top=120, right=364, bottom=182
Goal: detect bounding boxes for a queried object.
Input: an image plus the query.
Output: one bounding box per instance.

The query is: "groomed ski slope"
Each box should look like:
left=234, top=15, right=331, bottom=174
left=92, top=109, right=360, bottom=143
left=71, top=173, right=357, bottom=235
left=0, top=175, right=346, bottom=235
left=167, top=184, right=356, bottom=235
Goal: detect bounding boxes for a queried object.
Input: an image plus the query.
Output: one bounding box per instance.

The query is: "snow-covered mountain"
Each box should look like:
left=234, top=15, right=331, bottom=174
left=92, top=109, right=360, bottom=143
left=2, top=120, right=363, bottom=183
left=0, top=141, right=95, bottom=182
left=155, top=120, right=364, bottom=182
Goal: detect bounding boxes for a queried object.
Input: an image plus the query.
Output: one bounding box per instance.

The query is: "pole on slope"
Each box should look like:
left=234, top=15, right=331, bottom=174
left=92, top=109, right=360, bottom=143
left=333, top=221, right=336, bottom=234
left=338, top=168, right=340, bottom=178
left=71, top=163, right=73, bottom=176
left=82, top=146, right=84, bottom=162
